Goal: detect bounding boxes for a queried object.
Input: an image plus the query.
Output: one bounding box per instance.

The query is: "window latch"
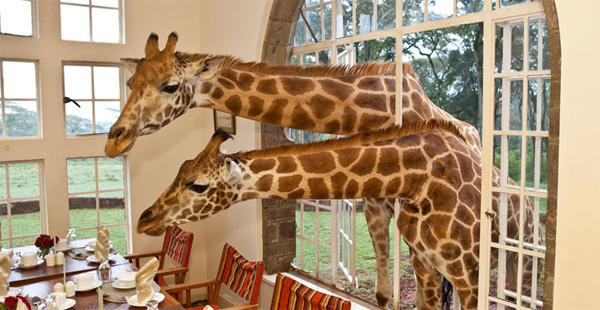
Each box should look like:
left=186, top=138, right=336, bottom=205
left=63, top=97, right=80, bottom=108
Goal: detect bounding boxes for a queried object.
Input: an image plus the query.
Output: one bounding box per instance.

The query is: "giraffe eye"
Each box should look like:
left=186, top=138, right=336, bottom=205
left=161, top=83, right=180, bottom=94
left=187, top=182, right=208, bottom=194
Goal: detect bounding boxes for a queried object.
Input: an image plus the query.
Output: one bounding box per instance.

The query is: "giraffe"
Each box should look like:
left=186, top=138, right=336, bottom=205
left=136, top=121, right=537, bottom=310
left=106, top=33, right=534, bottom=306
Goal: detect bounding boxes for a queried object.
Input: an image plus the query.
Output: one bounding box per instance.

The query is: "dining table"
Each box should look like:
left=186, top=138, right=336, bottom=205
left=4, top=239, right=185, bottom=309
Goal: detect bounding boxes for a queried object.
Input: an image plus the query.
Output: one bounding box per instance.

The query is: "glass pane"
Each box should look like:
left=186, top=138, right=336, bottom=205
left=68, top=193, right=97, bottom=229
left=495, top=24, right=503, bottom=73
left=290, top=54, right=300, bottom=65
left=61, top=4, right=91, bottom=41
left=527, top=77, right=550, bottom=132
left=0, top=203, right=7, bottom=244
left=74, top=228, right=97, bottom=240
left=494, top=78, right=502, bottom=130
left=0, top=165, right=6, bottom=200
left=355, top=37, right=395, bottom=63
left=8, top=162, right=39, bottom=198
left=107, top=226, right=127, bottom=254
left=66, top=100, right=93, bottom=135
left=323, top=4, right=331, bottom=40
left=428, top=0, right=453, bottom=21
left=97, top=157, right=123, bottom=191
left=500, top=0, right=529, bottom=8
left=509, top=79, right=523, bottom=131
left=306, top=7, right=322, bottom=43
left=494, top=78, right=523, bottom=131
left=11, top=236, right=35, bottom=248
left=488, top=244, right=520, bottom=307
left=337, top=0, right=353, bottom=38
left=402, top=0, right=424, bottom=26
left=0, top=0, right=33, bottom=36
left=11, top=200, right=40, bottom=237
left=92, top=0, right=118, bottom=7
left=520, top=255, right=544, bottom=309
left=306, top=0, right=320, bottom=6
left=93, top=66, right=120, bottom=99
left=67, top=158, right=96, bottom=193
left=294, top=18, right=306, bottom=46
left=356, top=0, right=373, bottom=34
left=5, top=101, right=37, bottom=137
left=376, top=0, right=395, bottom=30
left=318, top=245, right=331, bottom=281
left=318, top=50, right=331, bottom=65
left=64, top=65, right=92, bottom=99
left=303, top=204, right=315, bottom=240
left=302, top=52, right=316, bottom=66
left=99, top=191, right=125, bottom=226
left=493, top=136, right=522, bottom=187
left=525, top=136, right=548, bottom=191
left=61, top=0, right=89, bottom=4
left=457, top=0, right=483, bottom=15
left=2, top=61, right=36, bottom=99
left=95, top=101, right=120, bottom=133
left=528, top=196, right=547, bottom=246
left=495, top=20, right=525, bottom=73
left=511, top=21, right=524, bottom=72
left=303, top=240, right=317, bottom=276
left=91, top=7, right=119, bottom=43
left=528, top=17, right=549, bottom=71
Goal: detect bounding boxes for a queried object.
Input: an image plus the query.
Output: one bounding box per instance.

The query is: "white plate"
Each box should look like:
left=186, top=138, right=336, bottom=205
left=126, top=292, right=164, bottom=307
left=61, top=298, right=76, bottom=310
left=75, top=279, right=103, bottom=292
left=20, top=258, right=44, bottom=269
left=85, top=254, right=116, bottom=263
left=111, top=279, right=136, bottom=290
left=0, top=287, right=22, bottom=297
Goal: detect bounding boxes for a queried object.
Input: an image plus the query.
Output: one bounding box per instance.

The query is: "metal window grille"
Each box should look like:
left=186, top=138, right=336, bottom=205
left=59, top=0, right=124, bottom=43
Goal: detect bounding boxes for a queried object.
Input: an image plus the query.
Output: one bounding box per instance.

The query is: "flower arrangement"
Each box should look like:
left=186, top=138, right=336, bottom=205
left=0, top=296, right=31, bottom=310
left=34, top=234, right=59, bottom=257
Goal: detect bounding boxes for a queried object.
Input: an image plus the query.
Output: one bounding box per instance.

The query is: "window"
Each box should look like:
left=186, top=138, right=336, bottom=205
left=63, top=63, right=122, bottom=135
left=67, top=156, right=128, bottom=254
left=0, top=59, right=39, bottom=138
left=0, top=161, right=44, bottom=248
left=0, top=0, right=34, bottom=37
left=60, top=0, right=123, bottom=43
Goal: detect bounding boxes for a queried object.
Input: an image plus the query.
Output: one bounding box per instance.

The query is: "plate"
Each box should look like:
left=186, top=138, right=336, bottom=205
left=126, top=292, right=164, bottom=307
left=85, top=245, right=114, bottom=252
left=86, top=254, right=116, bottom=263
left=111, top=279, right=136, bottom=290
left=19, top=258, right=44, bottom=269
left=61, top=298, right=76, bottom=309
left=0, top=287, right=22, bottom=297
left=75, top=279, right=103, bottom=292
left=118, top=271, right=137, bottom=282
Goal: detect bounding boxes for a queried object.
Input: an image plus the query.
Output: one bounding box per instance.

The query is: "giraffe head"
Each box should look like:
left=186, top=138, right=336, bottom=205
left=105, top=32, right=224, bottom=157
left=136, top=130, right=244, bottom=236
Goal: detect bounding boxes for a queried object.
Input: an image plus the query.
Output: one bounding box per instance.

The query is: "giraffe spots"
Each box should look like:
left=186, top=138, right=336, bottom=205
left=472, top=222, right=480, bottom=245
left=389, top=95, right=396, bottom=114
left=396, top=134, right=422, bottom=148
left=325, top=120, right=340, bottom=133
left=335, top=148, right=360, bottom=167
left=361, top=178, right=383, bottom=197
left=256, top=175, right=273, bottom=192
left=217, top=78, right=234, bottom=89
left=431, top=154, right=461, bottom=189
left=428, top=214, right=451, bottom=239
left=357, top=114, right=389, bottom=132
left=440, top=242, right=462, bottom=261
left=350, top=148, right=376, bottom=175
left=384, top=177, right=402, bottom=196
left=455, top=203, right=475, bottom=226
left=446, top=260, right=464, bottom=278
left=330, top=172, right=348, bottom=198
left=288, top=188, right=305, bottom=199
left=462, top=252, right=478, bottom=284
left=399, top=215, right=419, bottom=243
left=298, top=152, right=335, bottom=173
left=319, top=79, right=354, bottom=101
left=200, top=82, right=212, bottom=94
left=455, top=153, right=475, bottom=182
left=341, top=107, right=357, bottom=132
left=336, top=76, right=356, bottom=84
left=249, top=158, right=276, bottom=173
left=384, top=78, right=395, bottom=92
left=280, top=77, right=315, bottom=95
left=248, top=96, right=264, bottom=117
left=262, top=99, right=288, bottom=124
left=402, top=148, right=427, bottom=170
left=307, top=178, right=329, bottom=198
left=458, top=184, right=480, bottom=208
left=427, top=181, right=457, bottom=213
left=220, top=68, right=238, bottom=83
left=422, top=133, right=449, bottom=158
left=420, top=222, right=438, bottom=249
left=399, top=173, right=427, bottom=198
left=257, top=79, right=278, bottom=95
left=354, top=93, right=387, bottom=112
left=357, top=77, right=384, bottom=91
left=450, top=220, right=472, bottom=250
left=278, top=174, right=303, bottom=192
left=276, top=156, right=297, bottom=173
left=290, top=105, right=316, bottom=129
left=404, top=110, right=425, bottom=123
left=421, top=198, right=432, bottom=215
left=188, top=215, right=198, bottom=222
left=377, top=147, right=400, bottom=176
left=224, top=95, right=242, bottom=114
left=345, top=180, right=358, bottom=197
left=411, top=92, right=432, bottom=118
left=236, top=72, right=255, bottom=91
left=307, top=94, right=335, bottom=119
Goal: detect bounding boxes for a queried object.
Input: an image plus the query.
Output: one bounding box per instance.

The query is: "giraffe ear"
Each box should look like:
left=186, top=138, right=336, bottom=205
left=224, top=158, right=242, bottom=185
left=121, top=58, right=140, bottom=76
left=195, top=56, right=224, bottom=79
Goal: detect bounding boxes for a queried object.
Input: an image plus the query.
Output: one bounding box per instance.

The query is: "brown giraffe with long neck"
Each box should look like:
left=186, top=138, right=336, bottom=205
left=107, top=33, right=535, bottom=307
left=136, top=121, right=537, bottom=310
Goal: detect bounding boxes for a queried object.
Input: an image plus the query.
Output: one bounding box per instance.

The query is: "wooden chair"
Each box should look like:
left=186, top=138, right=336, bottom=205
left=124, top=226, right=194, bottom=286
left=270, top=274, right=351, bottom=310
left=164, top=243, right=264, bottom=310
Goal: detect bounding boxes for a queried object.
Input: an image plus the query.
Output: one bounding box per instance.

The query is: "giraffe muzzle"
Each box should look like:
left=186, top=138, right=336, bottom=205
left=104, top=127, right=136, bottom=158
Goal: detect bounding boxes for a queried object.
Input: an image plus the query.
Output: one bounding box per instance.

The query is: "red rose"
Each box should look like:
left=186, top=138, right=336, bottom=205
left=4, top=296, right=17, bottom=307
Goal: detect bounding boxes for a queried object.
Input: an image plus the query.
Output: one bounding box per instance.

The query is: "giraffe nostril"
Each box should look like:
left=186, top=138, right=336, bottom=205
left=109, top=127, right=125, bottom=139
left=140, top=209, right=153, bottom=221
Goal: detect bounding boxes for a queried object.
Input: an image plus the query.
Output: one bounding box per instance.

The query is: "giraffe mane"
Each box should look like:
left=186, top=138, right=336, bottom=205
left=175, top=52, right=419, bottom=78
left=242, top=119, right=466, bottom=159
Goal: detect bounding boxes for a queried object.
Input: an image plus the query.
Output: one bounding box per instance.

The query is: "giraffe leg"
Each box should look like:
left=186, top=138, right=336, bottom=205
left=409, top=249, right=443, bottom=310
left=363, top=198, right=394, bottom=307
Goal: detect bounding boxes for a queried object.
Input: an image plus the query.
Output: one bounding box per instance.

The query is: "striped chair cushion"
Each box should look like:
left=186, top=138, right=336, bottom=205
left=164, top=226, right=193, bottom=266
left=270, top=274, right=351, bottom=310
left=215, top=243, right=265, bottom=305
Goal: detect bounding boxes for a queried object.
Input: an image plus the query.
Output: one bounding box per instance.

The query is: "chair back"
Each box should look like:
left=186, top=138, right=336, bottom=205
left=270, top=274, right=351, bottom=310
left=215, top=243, right=265, bottom=305
left=161, top=226, right=194, bottom=267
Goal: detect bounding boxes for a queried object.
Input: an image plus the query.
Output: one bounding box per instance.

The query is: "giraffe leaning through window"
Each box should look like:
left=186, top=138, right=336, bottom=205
left=106, top=33, right=539, bottom=307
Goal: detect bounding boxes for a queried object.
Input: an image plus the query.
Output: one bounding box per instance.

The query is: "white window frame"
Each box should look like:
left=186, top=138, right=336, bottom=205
left=59, top=0, right=125, bottom=44
left=0, top=0, right=38, bottom=38
left=291, top=1, right=549, bottom=309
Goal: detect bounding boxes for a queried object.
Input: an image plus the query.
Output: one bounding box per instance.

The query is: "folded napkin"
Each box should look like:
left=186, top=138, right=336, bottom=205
left=0, top=251, right=13, bottom=296
left=16, top=298, right=27, bottom=310
left=95, top=226, right=110, bottom=260
left=135, top=257, right=159, bottom=303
